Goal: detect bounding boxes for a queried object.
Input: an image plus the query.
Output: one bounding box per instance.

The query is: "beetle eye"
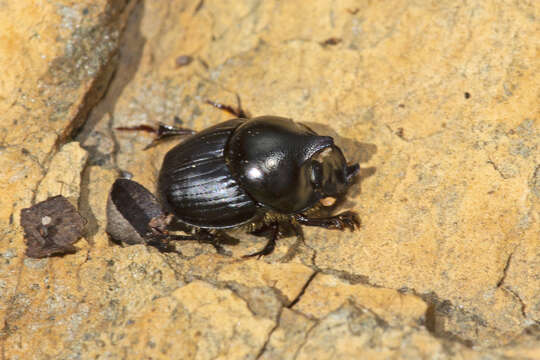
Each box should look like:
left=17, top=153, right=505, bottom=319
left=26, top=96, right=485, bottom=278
left=310, top=161, right=323, bottom=188
left=346, top=164, right=360, bottom=183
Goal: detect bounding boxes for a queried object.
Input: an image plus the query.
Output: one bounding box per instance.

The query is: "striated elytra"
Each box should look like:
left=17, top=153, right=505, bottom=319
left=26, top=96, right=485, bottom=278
left=108, top=107, right=360, bottom=257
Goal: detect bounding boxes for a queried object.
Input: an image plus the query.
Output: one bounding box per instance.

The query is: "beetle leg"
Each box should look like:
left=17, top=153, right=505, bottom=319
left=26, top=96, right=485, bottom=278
left=117, top=120, right=196, bottom=150
left=205, top=94, right=249, bottom=119
left=249, top=223, right=274, bottom=237
left=146, top=236, right=179, bottom=253
left=294, top=211, right=360, bottom=231
left=194, top=230, right=229, bottom=255
left=244, top=222, right=279, bottom=258
left=144, top=124, right=196, bottom=150
left=164, top=230, right=230, bottom=256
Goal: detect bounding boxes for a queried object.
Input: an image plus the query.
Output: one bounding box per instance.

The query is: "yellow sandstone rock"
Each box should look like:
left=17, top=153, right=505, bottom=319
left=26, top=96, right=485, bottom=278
left=0, top=0, right=538, bottom=358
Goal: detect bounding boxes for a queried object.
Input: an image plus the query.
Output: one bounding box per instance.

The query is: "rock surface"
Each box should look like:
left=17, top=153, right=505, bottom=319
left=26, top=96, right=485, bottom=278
left=1, top=0, right=538, bottom=359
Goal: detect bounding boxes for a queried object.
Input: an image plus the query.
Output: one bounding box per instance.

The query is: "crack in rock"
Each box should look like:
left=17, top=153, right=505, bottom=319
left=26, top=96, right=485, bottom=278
left=496, top=250, right=515, bottom=288
left=500, top=286, right=528, bottom=320
left=255, top=307, right=283, bottom=360
left=287, top=271, right=318, bottom=308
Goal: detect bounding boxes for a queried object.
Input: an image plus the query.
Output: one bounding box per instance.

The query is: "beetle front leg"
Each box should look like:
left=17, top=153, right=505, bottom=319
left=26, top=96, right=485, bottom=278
left=166, top=230, right=229, bottom=255
left=294, top=211, right=360, bottom=231
left=244, top=222, right=279, bottom=258
left=145, top=236, right=179, bottom=253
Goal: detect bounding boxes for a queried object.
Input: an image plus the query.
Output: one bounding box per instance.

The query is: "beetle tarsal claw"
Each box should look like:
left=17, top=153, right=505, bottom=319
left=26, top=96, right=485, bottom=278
left=324, top=212, right=360, bottom=231
left=320, top=197, right=337, bottom=207
left=337, top=211, right=360, bottom=231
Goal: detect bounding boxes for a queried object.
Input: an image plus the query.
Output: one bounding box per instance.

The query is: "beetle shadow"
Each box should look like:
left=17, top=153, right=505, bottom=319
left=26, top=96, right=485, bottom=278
left=302, top=122, right=377, bottom=201
left=277, top=222, right=307, bottom=262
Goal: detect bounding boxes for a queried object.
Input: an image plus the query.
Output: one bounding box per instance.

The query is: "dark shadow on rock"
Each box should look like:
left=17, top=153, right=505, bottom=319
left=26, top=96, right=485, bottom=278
left=78, top=167, right=99, bottom=243
left=76, top=0, right=147, bottom=167
left=302, top=121, right=377, bottom=200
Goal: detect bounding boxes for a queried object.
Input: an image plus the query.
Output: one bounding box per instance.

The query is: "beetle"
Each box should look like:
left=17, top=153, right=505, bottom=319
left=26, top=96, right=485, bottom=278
left=107, top=100, right=360, bottom=257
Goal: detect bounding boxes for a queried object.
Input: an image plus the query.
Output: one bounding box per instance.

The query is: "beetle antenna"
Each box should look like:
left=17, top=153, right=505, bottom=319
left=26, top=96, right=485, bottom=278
left=234, top=94, right=248, bottom=118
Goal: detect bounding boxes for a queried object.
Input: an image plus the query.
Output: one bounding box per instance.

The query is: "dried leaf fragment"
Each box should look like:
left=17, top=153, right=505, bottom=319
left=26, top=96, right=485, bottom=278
left=20, top=195, right=86, bottom=258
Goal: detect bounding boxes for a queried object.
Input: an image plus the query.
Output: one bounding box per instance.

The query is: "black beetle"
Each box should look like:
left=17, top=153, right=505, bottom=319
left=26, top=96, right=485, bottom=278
left=108, top=100, right=360, bottom=257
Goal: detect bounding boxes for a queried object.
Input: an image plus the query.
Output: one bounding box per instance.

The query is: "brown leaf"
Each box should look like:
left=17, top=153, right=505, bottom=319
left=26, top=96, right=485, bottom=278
left=20, top=195, right=86, bottom=258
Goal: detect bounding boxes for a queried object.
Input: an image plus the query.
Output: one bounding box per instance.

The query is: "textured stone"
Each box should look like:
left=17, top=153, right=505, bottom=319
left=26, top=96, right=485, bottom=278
left=294, top=304, right=464, bottom=360
left=2, top=245, right=183, bottom=359
left=293, top=273, right=428, bottom=326
left=35, top=142, right=88, bottom=205
left=90, top=281, right=276, bottom=359
left=1, top=0, right=538, bottom=358
left=216, top=260, right=315, bottom=304
left=260, top=308, right=317, bottom=360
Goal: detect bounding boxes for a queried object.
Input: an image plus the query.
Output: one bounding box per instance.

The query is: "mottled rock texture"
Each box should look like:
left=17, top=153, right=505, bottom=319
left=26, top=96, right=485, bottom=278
left=1, top=0, right=538, bottom=359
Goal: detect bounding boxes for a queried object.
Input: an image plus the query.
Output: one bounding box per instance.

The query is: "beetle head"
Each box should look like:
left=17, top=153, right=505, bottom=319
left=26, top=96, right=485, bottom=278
left=309, top=146, right=359, bottom=200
